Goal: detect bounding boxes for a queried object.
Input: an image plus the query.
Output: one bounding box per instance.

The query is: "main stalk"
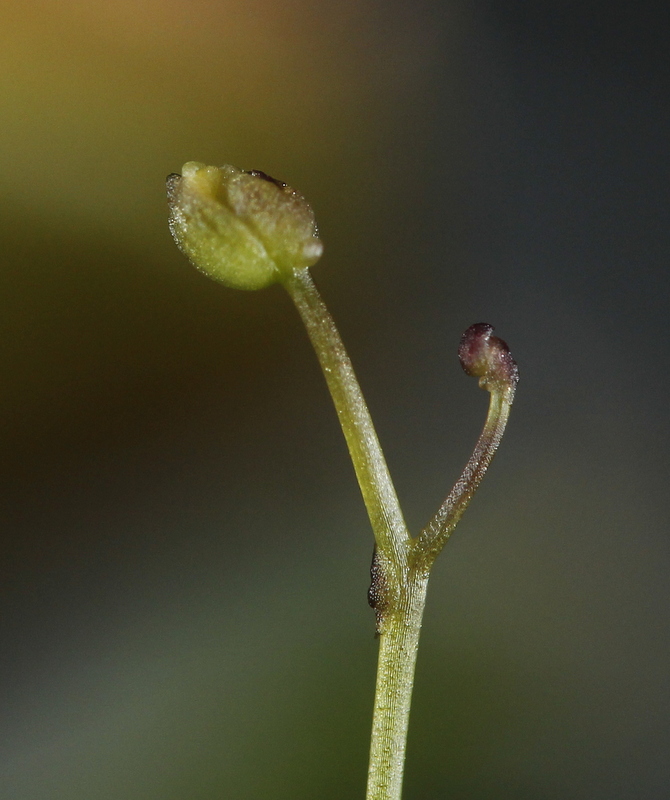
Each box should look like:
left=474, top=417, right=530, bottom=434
left=366, top=575, right=429, bottom=800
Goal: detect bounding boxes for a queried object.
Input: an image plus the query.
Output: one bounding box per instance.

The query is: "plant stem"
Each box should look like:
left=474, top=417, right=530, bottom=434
left=282, top=274, right=517, bottom=800
left=167, top=161, right=518, bottom=799
left=365, top=575, right=428, bottom=800
left=282, top=268, right=410, bottom=569
left=414, top=386, right=514, bottom=573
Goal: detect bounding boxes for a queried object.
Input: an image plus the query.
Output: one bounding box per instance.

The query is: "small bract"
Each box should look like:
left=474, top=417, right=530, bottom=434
left=167, top=162, right=323, bottom=290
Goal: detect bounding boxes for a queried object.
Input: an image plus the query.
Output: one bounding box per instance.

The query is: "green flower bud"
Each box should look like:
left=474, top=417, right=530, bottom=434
left=166, top=162, right=323, bottom=290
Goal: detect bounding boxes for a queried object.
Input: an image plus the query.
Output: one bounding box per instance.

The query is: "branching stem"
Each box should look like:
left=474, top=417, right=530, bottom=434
left=166, top=162, right=518, bottom=800
left=282, top=273, right=518, bottom=800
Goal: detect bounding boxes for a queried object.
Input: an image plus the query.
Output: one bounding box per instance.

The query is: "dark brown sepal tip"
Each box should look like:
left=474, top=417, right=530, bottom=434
left=244, top=169, right=288, bottom=189
left=458, top=322, right=519, bottom=389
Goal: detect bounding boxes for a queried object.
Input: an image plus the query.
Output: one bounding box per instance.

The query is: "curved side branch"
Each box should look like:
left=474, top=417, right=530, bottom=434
left=413, top=323, right=519, bottom=573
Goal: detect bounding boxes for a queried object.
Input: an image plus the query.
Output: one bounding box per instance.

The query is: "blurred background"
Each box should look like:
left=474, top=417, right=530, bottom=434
left=1, top=2, right=668, bottom=798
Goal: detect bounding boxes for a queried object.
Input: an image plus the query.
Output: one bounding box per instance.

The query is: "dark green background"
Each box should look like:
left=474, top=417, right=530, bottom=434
left=1, top=2, right=668, bottom=798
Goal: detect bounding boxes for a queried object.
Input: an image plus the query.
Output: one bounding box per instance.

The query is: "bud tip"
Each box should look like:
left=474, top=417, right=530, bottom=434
left=459, top=322, right=519, bottom=391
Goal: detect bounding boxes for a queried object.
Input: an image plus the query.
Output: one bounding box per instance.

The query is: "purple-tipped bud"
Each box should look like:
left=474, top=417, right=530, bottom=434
left=459, top=323, right=519, bottom=391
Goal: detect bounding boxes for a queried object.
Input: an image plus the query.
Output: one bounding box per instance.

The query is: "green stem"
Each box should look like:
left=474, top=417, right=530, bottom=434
left=365, top=576, right=428, bottom=800
left=282, top=268, right=411, bottom=569
left=414, top=385, right=514, bottom=573
left=282, top=273, right=517, bottom=800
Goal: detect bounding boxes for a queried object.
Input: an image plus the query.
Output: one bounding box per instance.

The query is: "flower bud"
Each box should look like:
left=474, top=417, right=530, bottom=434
left=166, top=162, right=323, bottom=290
left=459, top=323, right=519, bottom=392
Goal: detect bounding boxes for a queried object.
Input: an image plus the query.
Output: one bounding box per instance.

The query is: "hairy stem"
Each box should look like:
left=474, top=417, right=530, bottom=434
left=413, top=385, right=514, bottom=573
left=281, top=278, right=517, bottom=800
left=282, top=268, right=410, bottom=569
left=365, top=576, right=428, bottom=800
left=167, top=161, right=519, bottom=800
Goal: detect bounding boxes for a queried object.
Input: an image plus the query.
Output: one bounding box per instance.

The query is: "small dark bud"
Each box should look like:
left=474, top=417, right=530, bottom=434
left=459, top=323, right=519, bottom=391
left=368, top=547, right=390, bottom=637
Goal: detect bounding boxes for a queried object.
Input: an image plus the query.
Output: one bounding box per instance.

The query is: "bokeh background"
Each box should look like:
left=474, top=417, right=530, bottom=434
left=1, top=2, right=668, bottom=798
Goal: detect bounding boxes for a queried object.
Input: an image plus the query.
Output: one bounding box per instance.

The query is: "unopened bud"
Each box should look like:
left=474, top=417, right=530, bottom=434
left=459, top=323, right=519, bottom=392
left=167, top=162, right=323, bottom=290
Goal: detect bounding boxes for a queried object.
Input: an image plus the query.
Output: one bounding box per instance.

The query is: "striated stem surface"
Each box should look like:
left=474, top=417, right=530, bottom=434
left=366, top=576, right=429, bottom=800
left=282, top=268, right=410, bottom=571
left=281, top=281, right=518, bottom=800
